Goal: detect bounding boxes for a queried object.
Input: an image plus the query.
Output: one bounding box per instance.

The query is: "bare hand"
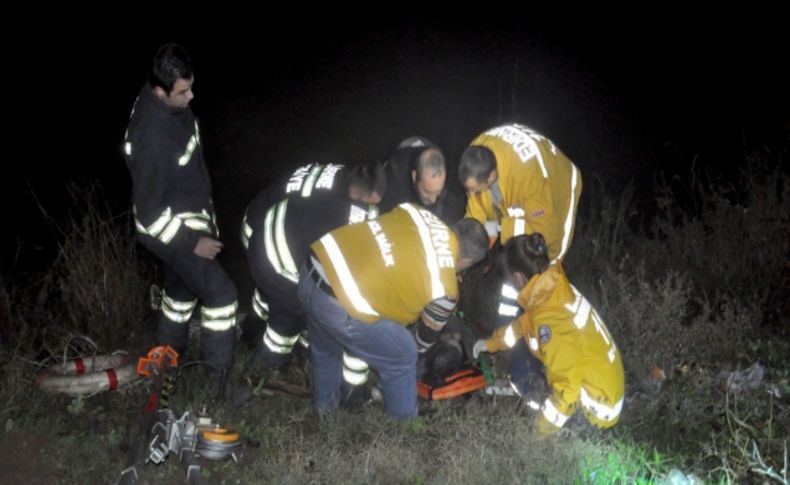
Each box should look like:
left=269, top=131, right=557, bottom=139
left=194, top=236, right=223, bottom=259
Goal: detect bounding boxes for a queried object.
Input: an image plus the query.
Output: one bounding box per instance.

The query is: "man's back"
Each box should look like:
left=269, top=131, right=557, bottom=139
left=311, top=203, right=460, bottom=324
left=243, top=190, right=373, bottom=282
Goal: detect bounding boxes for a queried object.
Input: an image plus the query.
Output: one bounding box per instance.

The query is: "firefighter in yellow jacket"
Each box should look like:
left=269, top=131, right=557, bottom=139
left=473, top=233, right=624, bottom=435
left=459, top=123, right=582, bottom=259
left=298, top=204, right=488, bottom=419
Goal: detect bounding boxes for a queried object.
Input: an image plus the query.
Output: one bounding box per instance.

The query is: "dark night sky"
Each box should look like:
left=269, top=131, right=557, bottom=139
left=4, top=14, right=788, bottom=276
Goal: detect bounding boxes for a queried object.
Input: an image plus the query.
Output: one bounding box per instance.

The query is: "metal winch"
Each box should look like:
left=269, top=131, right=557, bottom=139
left=118, top=347, right=243, bottom=485
left=148, top=407, right=242, bottom=465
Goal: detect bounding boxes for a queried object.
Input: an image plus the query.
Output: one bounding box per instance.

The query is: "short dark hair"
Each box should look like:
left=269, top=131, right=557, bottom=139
left=149, top=43, right=194, bottom=94
left=414, top=147, right=446, bottom=182
left=458, top=145, right=496, bottom=184
left=349, top=161, right=387, bottom=199
left=452, top=218, right=488, bottom=265
left=502, top=234, right=550, bottom=281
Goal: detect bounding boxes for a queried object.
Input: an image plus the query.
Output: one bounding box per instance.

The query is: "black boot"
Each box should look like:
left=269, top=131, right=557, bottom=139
left=200, top=328, right=236, bottom=371
left=253, top=339, right=292, bottom=375
left=210, top=368, right=252, bottom=406
left=340, top=383, right=370, bottom=412
left=155, top=320, right=189, bottom=357
left=240, top=312, right=265, bottom=349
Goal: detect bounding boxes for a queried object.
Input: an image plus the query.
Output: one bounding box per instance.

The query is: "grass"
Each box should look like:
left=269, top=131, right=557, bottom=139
left=1, top=155, right=788, bottom=484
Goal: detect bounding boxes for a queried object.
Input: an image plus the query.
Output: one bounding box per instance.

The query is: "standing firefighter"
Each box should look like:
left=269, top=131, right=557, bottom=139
left=299, top=204, right=488, bottom=419
left=123, top=44, right=237, bottom=382
left=241, top=162, right=385, bottom=402
left=460, top=123, right=583, bottom=394
left=473, top=234, right=624, bottom=435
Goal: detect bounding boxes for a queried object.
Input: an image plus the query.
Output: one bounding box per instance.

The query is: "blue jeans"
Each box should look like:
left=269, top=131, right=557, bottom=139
left=297, top=263, right=417, bottom=420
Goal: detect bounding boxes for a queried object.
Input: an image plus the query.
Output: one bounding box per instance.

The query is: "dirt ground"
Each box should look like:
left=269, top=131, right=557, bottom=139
left=0, top=432, right=60, bottom=483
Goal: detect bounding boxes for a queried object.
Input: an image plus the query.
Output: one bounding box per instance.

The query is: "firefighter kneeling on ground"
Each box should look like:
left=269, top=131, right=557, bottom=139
left=473, top=233, right=624, bottom=435
left=241, top=161, right=386, bottom=405
left=299, top=204, right=488, bottom=420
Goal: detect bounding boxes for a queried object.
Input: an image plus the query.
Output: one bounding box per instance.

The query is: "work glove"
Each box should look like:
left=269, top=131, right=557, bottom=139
left=472, top=339, right=488, bottom=359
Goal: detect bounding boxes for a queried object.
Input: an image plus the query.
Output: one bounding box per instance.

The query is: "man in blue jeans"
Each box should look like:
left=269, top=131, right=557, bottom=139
left=297, top=204, right=488, bottom=420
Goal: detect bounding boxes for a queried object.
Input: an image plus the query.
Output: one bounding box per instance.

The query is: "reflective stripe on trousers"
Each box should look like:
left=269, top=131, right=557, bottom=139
left=161, top=290, right=197, bottom=324
left=342, top=352, right=370, bottom=385
left=201, top=301, right=238, bottom=331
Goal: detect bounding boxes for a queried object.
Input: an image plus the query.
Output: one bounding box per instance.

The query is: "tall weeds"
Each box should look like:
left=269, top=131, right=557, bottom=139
left=1, top=183, right=153, bottom=366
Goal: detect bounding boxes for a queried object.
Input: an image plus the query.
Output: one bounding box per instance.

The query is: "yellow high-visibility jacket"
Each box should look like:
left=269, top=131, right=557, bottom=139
left=464, top=124, right=582, bottom=261
left=485, top=263, right=624, bottom=432
left=311, top=203, right=459, bottom=324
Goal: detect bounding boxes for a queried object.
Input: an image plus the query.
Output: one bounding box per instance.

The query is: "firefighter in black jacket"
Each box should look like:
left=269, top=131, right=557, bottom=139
left=241, top=162, right=385, bottom=389
left=378, top=136, right=467, bottom=225
left=123, top=44, right=238, bottom=377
